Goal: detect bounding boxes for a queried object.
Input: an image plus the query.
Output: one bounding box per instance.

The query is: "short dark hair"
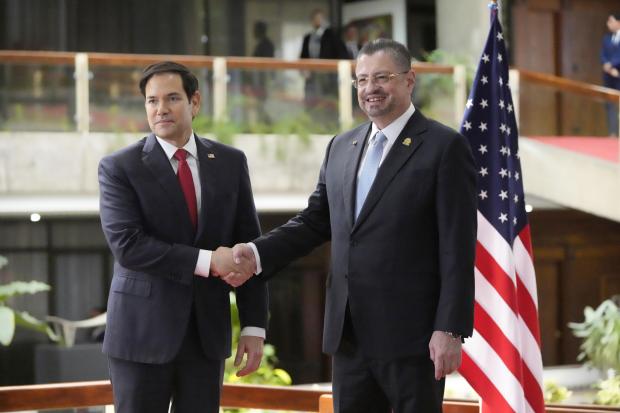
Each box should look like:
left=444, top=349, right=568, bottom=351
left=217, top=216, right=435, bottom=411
left=139, top=61, right=199, bottom=101
left=358, top=39, right=412, bottom=72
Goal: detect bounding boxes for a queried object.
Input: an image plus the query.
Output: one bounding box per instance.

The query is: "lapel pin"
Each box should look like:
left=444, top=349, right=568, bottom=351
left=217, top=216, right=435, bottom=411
left=207, top=153, right=215, bottom=159
left=402, top=138, right=412, bottom=147
left=352, top=140, right=358, bottom=146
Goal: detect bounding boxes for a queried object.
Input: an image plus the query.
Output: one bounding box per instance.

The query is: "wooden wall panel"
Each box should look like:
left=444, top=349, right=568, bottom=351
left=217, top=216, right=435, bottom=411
left=512, top=2, right=560, bottom=135
left=529, top=209, right=620, bottom=366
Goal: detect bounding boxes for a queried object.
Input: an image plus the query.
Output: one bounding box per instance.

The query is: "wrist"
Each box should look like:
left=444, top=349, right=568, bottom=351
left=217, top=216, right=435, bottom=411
left=443, top=331, right=463, bottom=343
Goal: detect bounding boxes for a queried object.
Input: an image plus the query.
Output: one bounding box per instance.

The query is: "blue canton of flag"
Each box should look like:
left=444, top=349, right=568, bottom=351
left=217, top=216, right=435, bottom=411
left=460, top=10, right=526, bottom=245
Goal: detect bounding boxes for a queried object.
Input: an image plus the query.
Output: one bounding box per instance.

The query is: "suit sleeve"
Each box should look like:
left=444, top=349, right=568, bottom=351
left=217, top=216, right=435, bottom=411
left=232, top=153, right=269, bottom=330
left=254, top=138, right=334, bottom=278
left=433, top=133, right=477, bottom=337
left=98, top=155, right=199, bottom=285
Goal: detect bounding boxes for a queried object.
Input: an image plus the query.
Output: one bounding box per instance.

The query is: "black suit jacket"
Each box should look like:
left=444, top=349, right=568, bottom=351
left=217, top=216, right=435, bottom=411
left=300, top=27, right=348, bottom=59
left=98, top=134, right=268, bottom=364
left=254, top=111, right=476, bottom=359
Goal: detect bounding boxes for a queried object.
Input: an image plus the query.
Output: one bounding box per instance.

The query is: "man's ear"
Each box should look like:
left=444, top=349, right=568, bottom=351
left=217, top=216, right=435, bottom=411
left=191, top=91, right=201, bottom=118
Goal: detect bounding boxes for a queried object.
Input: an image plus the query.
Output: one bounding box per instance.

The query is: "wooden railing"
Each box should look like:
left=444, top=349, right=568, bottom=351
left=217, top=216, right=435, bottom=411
left=0, top=50, right=618, bottom=136
left=1, top=381, right=619, bottom=413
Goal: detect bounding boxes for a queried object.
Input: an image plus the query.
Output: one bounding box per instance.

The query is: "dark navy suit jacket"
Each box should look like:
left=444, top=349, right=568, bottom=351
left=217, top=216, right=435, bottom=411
left=254, top=110, right=477, bottom=359
left=98, top=134, right=268, bottom=364
left=601, top=33, right=620, bottom=90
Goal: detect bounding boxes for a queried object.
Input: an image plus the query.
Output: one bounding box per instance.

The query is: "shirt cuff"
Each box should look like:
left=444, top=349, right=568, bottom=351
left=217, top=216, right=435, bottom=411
left=240, top=326, right=266, bottom=339
left=247, top=242, right=262, bottom=274
left=195, top=249, right=212, bottom=277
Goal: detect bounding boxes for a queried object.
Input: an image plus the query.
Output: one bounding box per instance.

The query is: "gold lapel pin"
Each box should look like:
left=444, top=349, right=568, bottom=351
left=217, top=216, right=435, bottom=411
left=207, top=153, right=215, bottom=159
left=402, top=138, right=412, bottom=146
left=352, top=140, right=358, bottom=146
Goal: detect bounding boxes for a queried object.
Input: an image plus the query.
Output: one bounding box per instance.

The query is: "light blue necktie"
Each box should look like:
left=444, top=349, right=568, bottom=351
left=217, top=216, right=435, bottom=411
left=355, top=131, right=387, bottom=219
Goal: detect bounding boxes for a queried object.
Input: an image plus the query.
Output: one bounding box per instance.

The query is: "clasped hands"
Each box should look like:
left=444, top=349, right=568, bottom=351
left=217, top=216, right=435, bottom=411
left=210, top=244, right=256, bottom=287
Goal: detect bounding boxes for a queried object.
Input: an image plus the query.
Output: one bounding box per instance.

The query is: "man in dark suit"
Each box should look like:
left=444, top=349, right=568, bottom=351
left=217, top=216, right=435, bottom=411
left=601, top=13, right=620, bottom=136
left=300, top=9, right=348, bottom=110
left=98, top=61, right=268, bottom=413
left=222, top=39, right=477, bottom=413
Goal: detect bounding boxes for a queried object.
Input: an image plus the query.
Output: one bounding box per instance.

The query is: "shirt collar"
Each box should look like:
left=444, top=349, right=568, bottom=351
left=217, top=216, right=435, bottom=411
left=156, top=131, right=198, bottom=161
left=369, top=104, right=416, bottom=144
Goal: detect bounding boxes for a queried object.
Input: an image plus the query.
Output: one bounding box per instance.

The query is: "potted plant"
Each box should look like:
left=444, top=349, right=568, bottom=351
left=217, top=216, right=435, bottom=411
left=0, top=255, right=58, bottom=346
left=569, top=297, right=620, bottom=405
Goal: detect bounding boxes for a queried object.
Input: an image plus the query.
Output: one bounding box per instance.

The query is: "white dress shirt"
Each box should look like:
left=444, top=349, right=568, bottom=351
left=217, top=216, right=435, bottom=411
left=156, top=132, right=265, bottom=339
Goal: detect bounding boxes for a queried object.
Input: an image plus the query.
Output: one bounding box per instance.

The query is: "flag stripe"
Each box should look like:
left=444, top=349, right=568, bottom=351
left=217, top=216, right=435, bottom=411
left=460, top=351, right=516, bottom=413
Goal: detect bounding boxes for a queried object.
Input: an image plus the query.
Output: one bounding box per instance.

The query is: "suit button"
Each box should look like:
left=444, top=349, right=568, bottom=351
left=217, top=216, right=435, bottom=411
left=344, top=274, right=349, bottom=279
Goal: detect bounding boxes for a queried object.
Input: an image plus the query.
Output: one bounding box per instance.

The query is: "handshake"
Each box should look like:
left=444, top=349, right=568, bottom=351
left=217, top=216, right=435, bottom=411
left=209, top=243, right=257, bottom=287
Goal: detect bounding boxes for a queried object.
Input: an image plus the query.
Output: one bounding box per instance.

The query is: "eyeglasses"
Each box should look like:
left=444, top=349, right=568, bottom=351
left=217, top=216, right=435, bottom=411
left=352, top=71, right=410, bottom=89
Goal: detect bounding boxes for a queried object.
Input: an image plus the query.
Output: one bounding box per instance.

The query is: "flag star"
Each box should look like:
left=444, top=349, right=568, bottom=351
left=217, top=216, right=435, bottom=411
left=513, top=217, right=517, bottom=226
left=514, top=194, right=519, bottom=203
left=508, top=170, right=512, bottom=178
left=515, top=151, right=520, bottom=159
left=499, top=190, right=508, bottom=200
left=499, top=213, right=508, bottom=223
left=479, top=190, right=488, bottom=200
left=500, top=124, right=507, bottom=133
left=499, top=77, right=504, bottom=86
left=482, top=54, right=490, bottom=63
left=497, top=32, right=504, bottom=41
left=499, top=100, right=505, bottom=109
left=480, top=99, right=489, bottom=108
left=479, top=122, right=488, bottom=132
left=498, top=53, right=503, bottom=62
left=506, top=147, right=511, bottom=156
left=466, top=99, right=474, bottom=109
left=479, top=167, right=489, bottom=177
left=507, top=103, right=513, bottom=113
left=499, top=168, right=508, bottom=178
left=480, top=75, right=489, bottom=85
left=478, top=144, right=488, bottom=154
left=506, top=126, right=511, bottom=135
left=500, top=145, right=509, bottom=155
left=515, top=171, right=520, bottom=180
left=463, top=120, right=472, bottom=130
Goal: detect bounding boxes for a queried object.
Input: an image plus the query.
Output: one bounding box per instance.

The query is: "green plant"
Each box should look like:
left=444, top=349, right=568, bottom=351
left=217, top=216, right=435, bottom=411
left=595, top=375, right=620, bottom=405
left=543, top=380, right=572, bottom=403
left=223, top=293, right=291, bottom=413
left=568, top=298, right=620, bottom=372
left=0, top=256, right=58, bottom=346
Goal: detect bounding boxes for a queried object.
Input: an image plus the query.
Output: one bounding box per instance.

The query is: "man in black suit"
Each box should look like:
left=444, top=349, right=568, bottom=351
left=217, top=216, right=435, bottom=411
left=98, top=61, right=268, bottom=413
left=222, top=39, right=477, bottom=413
left=300, top=9, right=348, bottom=110
left=601, top=13, right=620, bottom=136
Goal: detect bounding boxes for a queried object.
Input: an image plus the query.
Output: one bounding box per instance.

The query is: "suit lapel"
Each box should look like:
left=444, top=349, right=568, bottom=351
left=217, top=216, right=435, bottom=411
left=194, top=136, right=218, bottom=244
left=352, top=111, right=428, bottom=232
left=142, top=134, right=194, bottom=231
left=343, top=124, right=372, bottom=230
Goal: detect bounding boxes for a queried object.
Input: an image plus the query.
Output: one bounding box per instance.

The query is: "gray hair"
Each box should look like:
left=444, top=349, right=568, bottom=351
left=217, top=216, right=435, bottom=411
left=358, top=39, right=412, bottom=71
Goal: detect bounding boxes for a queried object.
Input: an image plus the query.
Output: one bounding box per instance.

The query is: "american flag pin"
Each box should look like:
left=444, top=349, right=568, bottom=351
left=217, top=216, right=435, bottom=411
left=352, top=140, right=358, bottom=146
left=207, top=153, right=215, bottom=159
left=402, top=138, right=412, bottom=146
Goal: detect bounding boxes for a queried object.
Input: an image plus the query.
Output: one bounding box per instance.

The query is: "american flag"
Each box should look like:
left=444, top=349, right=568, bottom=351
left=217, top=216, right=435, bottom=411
left=458, top=4, right=545, bottom=413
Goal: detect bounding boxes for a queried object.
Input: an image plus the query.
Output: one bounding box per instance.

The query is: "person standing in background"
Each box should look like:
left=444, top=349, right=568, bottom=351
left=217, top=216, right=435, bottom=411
left=601, top=13, right=620, bottom=136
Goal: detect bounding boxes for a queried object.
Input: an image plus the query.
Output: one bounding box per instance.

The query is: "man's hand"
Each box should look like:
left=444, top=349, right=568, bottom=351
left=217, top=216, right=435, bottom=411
left=234, top=335, right=264, bottom=377
left=210, top=246, right=254, bottom=279
left=429, top=330, right=462, bottom=380
left=221, top=243, right=257, bottom=287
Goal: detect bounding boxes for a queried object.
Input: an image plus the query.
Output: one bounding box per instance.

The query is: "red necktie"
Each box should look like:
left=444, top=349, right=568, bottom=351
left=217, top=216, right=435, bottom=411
left=173, top=149, right=198, bottom=229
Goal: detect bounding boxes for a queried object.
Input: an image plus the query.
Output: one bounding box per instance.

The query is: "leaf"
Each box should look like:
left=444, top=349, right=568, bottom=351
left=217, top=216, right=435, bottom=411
left=14, top=310, right=59, bottom=342
left=0, top=306, right=15, bottom=346
left=0, top=281, right=51, bottom=301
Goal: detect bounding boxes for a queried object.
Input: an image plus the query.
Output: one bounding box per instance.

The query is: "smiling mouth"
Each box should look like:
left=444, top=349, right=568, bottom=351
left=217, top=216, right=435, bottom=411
left=365, top=96, right=386, bottom=103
